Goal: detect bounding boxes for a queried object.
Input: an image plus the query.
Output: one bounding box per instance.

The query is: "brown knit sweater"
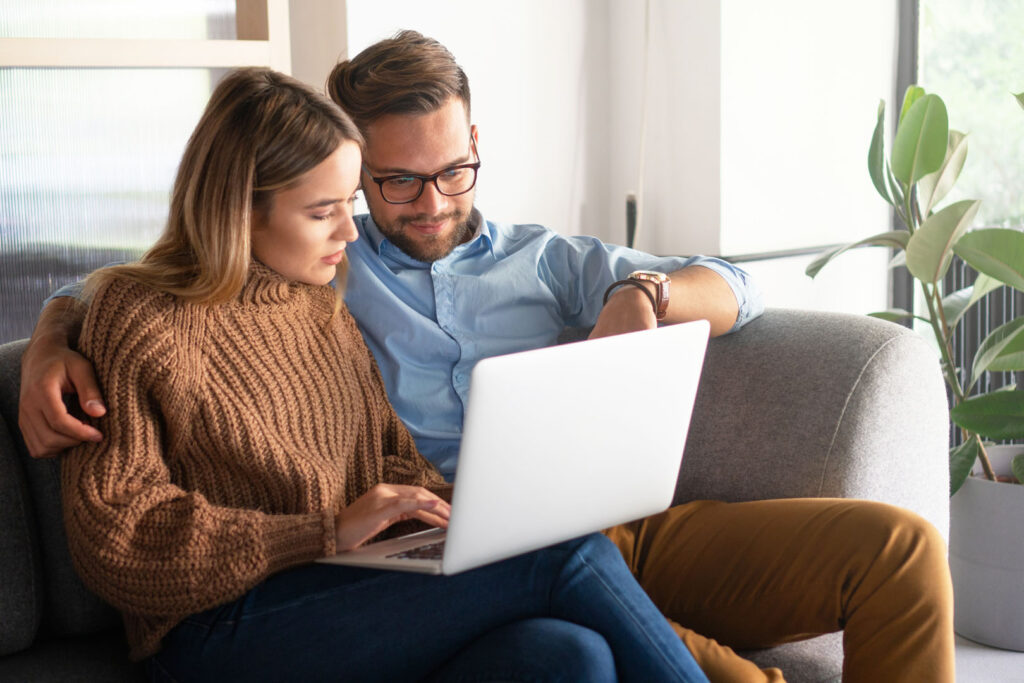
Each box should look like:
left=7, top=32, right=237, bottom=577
left=62, top=261, right=448, bottom=660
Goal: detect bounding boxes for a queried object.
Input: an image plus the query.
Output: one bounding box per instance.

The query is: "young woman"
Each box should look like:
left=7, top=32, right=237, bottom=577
left=61, top=67, right=708, bottom=683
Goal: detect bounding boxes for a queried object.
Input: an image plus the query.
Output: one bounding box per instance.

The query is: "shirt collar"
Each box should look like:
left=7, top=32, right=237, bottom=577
left=359, top=208, right=496, bottom=264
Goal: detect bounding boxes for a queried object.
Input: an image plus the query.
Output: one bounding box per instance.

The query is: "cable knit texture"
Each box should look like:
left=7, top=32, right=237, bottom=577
left=61, top=260, right=448, bottom=660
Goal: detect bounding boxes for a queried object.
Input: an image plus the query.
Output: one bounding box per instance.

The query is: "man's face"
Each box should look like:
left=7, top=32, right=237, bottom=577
left=362, top=97, right=478, bottom=262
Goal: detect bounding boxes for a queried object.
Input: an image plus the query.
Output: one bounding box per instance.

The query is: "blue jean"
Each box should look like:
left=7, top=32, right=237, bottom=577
left=146, top=533, right=708, bottom=682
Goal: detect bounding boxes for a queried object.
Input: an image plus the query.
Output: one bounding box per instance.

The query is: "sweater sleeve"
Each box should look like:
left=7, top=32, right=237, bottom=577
left=61, top=279, right=335, bottom=620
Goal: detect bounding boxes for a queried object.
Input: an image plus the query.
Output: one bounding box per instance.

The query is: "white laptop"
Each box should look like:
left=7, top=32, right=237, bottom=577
left=317, top=320, right=710, bottom=575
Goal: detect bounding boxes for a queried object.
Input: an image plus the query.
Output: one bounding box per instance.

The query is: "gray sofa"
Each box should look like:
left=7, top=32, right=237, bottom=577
left=0, top=308, right=950, bottom=682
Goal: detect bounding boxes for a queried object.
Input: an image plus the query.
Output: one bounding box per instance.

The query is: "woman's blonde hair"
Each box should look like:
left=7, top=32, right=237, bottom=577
left=88, top=67, right=363, bottom=304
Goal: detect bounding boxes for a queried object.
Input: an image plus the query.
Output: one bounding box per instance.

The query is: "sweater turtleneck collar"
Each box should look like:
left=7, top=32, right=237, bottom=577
left=240, top=259, right=298, bottom=305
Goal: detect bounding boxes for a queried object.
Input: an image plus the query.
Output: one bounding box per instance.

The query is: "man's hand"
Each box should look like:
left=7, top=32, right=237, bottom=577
left=334, top=484, right=451, bottom=551
left=18, top=298, right=104, bottom=458
left=589, top=284, right=658, bottom=340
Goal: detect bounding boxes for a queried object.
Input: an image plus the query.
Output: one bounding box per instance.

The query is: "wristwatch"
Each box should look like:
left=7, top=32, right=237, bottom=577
left=627, top=271, right=670, bottom=320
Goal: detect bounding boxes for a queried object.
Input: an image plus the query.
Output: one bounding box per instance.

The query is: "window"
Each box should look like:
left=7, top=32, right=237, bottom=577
left=917, top=0, right=1024, bottom=443
left=918, top=0, right=1024, bottom=227
left=0, top=0, right=291, bottom=344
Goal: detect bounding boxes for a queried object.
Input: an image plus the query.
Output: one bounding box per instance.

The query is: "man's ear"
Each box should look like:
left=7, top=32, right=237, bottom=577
left=471, top=124, right=479, bottom=146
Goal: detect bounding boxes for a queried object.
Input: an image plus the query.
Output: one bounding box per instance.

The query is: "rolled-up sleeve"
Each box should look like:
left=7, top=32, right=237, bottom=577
left=680, top=255, right=765, bottom=333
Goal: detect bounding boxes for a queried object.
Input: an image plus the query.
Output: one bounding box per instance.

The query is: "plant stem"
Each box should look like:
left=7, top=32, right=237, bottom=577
left=931, top=282, right=962, bottom=397
left=976, top=438, right=998, bottom=482
left=920, top=280, right=963, bottom=402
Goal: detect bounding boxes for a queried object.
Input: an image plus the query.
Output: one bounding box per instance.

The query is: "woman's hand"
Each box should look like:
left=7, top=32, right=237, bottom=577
left=334, top=484, right=451, bottom=551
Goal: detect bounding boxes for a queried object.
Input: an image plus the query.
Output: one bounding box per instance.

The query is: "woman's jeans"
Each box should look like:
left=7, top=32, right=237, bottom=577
left=147, top=533, right=708, bottom=682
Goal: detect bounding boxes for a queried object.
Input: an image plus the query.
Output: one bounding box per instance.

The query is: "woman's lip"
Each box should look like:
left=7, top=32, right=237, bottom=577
left=322, top=249, right=346, bottom=265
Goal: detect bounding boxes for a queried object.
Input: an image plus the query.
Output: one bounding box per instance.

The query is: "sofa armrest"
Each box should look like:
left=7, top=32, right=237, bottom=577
left=675, top=308, right=950, bottom=539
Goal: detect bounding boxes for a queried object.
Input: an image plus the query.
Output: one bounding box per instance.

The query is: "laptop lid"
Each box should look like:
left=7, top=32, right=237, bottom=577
left=318, top=320, right=709, bottom=575
left=441, top=320, right=709, bottom=574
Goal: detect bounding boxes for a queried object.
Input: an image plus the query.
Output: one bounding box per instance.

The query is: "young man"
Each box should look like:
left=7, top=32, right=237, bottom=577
left=20, top=30, right=953, bottom=683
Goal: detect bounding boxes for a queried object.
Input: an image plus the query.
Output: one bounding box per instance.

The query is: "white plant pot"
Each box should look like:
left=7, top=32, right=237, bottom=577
left=949, top=444, right=1024, bottom=651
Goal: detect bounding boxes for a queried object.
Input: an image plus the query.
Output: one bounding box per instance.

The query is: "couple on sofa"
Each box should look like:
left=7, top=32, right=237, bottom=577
left=20, top=30, right=953, bottom=682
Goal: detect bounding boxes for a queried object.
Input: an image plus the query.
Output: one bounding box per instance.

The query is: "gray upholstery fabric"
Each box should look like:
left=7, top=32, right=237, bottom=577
left=0, top=340, right=119, bottom=641
left=0, top=309, right=952, bottom=681
left=0, top=401, right=42, bottom=656
left=677, top=309, right=950, bottom=540
left=743, top=633, right=844, bottom=683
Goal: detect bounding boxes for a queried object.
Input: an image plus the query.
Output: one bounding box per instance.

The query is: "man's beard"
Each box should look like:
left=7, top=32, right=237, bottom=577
left=370, top=207, right=475, bottom=263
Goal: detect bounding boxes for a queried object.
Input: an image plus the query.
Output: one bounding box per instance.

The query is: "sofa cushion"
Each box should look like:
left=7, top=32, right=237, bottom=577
left=741, top=633, right=843, bottom=683
left=0, top=630, right=143, bottom=681
left=0, top=410, right=42, bottom=656
left=0, top=339, right=119, bottom=637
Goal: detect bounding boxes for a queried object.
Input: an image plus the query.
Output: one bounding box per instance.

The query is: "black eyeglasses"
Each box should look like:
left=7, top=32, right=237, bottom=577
left=363, top=138, right=481, bottom=205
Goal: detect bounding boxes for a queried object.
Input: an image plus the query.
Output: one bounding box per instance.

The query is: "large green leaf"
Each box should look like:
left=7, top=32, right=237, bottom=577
left=917, top=130, right=968, bottom=216
left=954, top=228, right=1024, bottom=292
left=971, top=317, right=1024, bottom=387
left=805, top=231, right=910, bottom=278
left=989, top=343, right=1024, bottom=372
left=942, top=274, right=1003, bottom=328
left=987, top=319, right=1024, bottom=373
left=905, top=200, right=981, bottom=282
left=892, top=94, right=949, bottom=185
left=949, top=437, right=980, bottom=496
left=899, top=86, right=926, bottom=125
left=950, top=391, right=1024, bottom=441
left=868, top=100, right=893, bottom=205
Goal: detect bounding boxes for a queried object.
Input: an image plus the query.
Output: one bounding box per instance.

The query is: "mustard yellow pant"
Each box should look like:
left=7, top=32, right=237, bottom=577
left=604, top=498, right=954, bottom=683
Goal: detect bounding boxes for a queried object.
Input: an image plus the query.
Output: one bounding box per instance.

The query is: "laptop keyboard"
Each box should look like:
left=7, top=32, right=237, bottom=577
left=386, top=540, right=446, bottom=561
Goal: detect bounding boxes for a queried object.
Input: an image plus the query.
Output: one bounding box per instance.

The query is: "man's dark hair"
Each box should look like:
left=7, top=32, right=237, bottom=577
left=327, top=30, right=471, bottom=133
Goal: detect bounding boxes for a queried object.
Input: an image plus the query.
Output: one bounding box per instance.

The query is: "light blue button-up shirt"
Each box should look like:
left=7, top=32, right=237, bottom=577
left=345, top=210, right=763, bottom=479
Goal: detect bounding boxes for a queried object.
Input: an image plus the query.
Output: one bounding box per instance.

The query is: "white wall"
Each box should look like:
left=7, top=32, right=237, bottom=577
left=720, top=0, right=899, bottom=256
left=606, top=0, right=722, bottom=256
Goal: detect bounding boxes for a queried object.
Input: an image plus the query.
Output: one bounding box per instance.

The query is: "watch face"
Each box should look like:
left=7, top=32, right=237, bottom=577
left=628, top=270, right=669, bottom=283
left=626, top=271, right=670, bottom=319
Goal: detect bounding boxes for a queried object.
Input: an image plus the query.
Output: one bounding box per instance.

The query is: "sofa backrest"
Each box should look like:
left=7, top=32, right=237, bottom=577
left=0, top=339, right=118, bottom=657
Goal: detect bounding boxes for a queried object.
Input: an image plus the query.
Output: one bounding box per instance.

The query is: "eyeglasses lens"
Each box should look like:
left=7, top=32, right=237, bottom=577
left=381, top=167, right=477, bottom=204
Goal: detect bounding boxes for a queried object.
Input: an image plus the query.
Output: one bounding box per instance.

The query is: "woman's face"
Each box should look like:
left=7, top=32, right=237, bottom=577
left=251, top=140, right=362, bottom=286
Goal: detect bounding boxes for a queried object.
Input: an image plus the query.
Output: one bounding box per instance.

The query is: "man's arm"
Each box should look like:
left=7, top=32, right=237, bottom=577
left=18, top=296, right=106, bottom=458
left=590, top=265, right=739, bottom=340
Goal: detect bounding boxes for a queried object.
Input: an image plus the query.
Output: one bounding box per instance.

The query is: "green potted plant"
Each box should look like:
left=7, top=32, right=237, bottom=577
left=807, top=86, right=1024, bottom=650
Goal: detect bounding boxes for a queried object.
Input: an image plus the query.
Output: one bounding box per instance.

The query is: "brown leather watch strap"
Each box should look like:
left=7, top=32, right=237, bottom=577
left=626, top=271, right=670, bottom=319
left=602, top=280, right=658, bottom=316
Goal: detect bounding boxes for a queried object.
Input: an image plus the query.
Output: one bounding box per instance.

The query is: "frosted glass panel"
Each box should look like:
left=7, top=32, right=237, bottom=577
left=0, top=0, right=236, bottom=39
left=0, top=68, right=220, bottom=343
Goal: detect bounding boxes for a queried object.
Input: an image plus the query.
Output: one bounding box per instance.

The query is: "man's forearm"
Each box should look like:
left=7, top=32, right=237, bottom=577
left=30, top=296, right=87, bottom=349
left=661, top=266, right=739, bottom=336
